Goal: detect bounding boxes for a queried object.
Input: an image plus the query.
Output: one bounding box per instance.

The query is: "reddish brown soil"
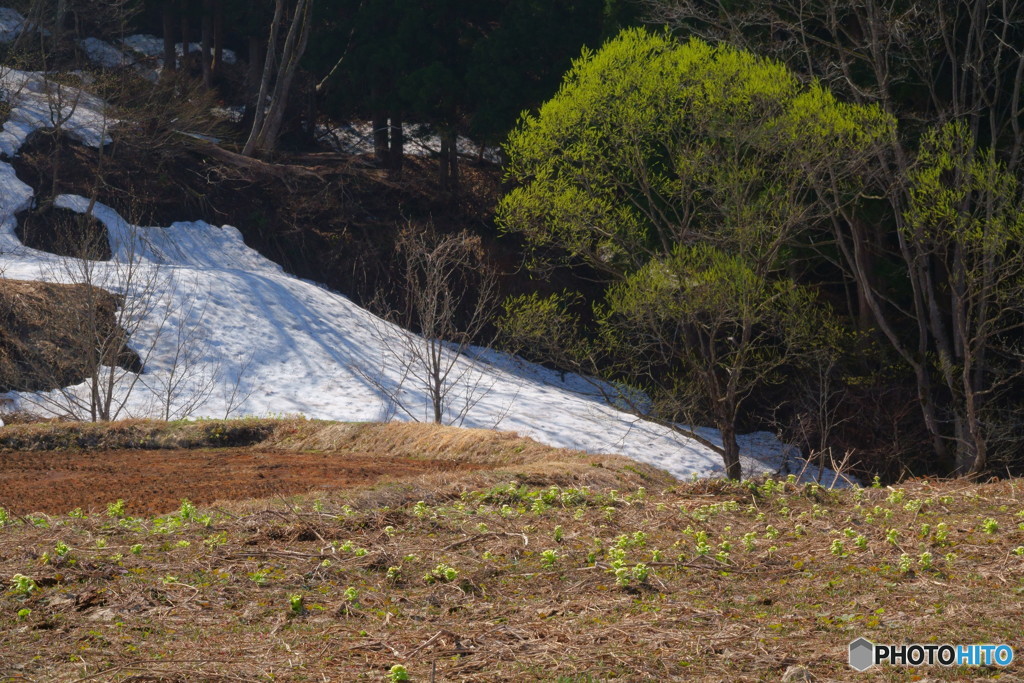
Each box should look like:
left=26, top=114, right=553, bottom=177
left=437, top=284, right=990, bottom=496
left=0, top=448, right=488, bottom=515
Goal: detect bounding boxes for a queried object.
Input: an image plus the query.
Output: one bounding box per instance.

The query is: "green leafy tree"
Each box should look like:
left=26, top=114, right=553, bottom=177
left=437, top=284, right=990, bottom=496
left=499, top=28, right=891, bottom=478
left=901, top=122, right=1024, bottom=474
left=645, top=0, right=1024, bottom=476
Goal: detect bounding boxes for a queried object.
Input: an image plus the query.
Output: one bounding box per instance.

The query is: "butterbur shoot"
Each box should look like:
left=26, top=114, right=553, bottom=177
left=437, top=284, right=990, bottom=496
left=423, top=563, right=458, bottom=584
left=178, top=499, right=196, bottom=520
left=11, top=574, right=37, bottom=595
left=918, top=551, right=933, bottom=569
left=388, top=664, right=410, bottom=682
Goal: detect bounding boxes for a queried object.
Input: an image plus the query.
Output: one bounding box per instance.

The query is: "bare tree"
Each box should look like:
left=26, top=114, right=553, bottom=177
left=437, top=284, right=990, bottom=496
left=243, top=0, right=314, bottom=157
left=358, top=224, right=500, bottom=425
left=137, top=275, right=222, bottom=421
left=18, top=213, right=165, bottom=421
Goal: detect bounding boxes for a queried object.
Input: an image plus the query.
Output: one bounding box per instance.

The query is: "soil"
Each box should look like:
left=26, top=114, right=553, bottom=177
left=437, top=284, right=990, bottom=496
left=0, top=447, right=490, bottom=515
left=0, top=278, right=141, bottom=392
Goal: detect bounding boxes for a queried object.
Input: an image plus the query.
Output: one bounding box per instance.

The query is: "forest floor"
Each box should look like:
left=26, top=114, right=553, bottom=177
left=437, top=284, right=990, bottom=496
left=1, top=419, right=1022, bottom=681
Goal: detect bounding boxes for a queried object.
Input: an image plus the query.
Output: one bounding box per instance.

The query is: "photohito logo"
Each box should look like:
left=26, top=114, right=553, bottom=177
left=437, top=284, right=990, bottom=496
left=849, top=638, right=1014, bottom=672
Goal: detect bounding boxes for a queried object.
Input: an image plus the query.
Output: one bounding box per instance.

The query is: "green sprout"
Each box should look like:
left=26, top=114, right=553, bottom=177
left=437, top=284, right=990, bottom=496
left=423, top=563, right=458, bottom=584
left=178, top=499, right=197, bottom=520
left=10, top=574, right=37, bottom=595
left=387, top=664, right=410, bottom=682
left=918, top=551, right=933, bottom=570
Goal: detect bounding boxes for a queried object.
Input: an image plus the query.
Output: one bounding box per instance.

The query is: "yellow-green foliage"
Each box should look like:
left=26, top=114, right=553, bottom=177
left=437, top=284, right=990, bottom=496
left=499, top=27, right=894, bottom=274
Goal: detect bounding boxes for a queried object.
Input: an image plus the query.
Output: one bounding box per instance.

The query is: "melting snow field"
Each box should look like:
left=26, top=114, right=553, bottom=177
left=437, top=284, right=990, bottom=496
left=0, top=65, right=850, bottom=486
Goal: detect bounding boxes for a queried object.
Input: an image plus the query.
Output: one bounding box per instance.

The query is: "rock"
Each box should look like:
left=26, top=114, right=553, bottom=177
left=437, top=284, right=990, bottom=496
left=87, top=608, right=118, bottom=622
left=781, top=665, right=816, bottom=682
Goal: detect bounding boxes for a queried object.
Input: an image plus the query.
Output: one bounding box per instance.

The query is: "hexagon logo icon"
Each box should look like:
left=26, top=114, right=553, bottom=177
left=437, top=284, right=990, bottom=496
left=849, top=637, right=875, bottom=672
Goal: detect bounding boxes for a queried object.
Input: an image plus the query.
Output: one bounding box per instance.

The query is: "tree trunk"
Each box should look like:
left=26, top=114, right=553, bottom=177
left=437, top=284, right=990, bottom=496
left=449, top=132, right=459, bottom=192
left=201, top=0, right=213, bottom=87
left=212, top=0, right=224, bottom=77
left=721, top=422, right=742, bottom=481
left=246, top=35, right=262, bottom=101
left=388, top=112, right=404, bottom=175
left=438, top=135, right=450, bottom=191
left=436, top=128, right=460, bottom=192
left=180, top=14, right=191, bottom=71
left=372, top=110, right=388, bottom=166
left=244, top=0, right=313, bottom=157
left=12, top=0, right=44, bottom=53
left=53, top=0, right=67, bottom=46
left=162, top=2, right=177, bottom=75
left=243, top=0, right=285, bottom=157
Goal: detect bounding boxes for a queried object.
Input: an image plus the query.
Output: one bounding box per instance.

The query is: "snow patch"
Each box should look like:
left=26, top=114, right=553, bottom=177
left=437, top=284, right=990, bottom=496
left=0, top=68, right=112, bottom=155
left=120, top=34, right=237, bottom=67
left=316, top=120, right=502, bottom=163
left=79, top=37, right=132, bottom=69
left=0, top=7, right=24, bottom=43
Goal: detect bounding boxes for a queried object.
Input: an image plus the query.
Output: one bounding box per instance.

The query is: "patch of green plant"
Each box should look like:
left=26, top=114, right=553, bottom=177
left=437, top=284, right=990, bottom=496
left=423, top=563, right=458, bottom=584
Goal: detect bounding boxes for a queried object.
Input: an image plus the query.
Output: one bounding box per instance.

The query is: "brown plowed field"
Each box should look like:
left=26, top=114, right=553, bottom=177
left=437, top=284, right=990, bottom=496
left=0, top=448, right=488, bottom=515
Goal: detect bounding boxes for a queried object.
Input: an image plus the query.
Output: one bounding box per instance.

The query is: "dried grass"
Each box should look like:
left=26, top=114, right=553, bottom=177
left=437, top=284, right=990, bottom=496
left=2, top=454, right=1023, bottom=680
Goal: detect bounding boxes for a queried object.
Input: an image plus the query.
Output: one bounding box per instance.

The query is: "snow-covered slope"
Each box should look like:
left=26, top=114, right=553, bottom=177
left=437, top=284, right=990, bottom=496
left=0, top=68, right=849, bottom=486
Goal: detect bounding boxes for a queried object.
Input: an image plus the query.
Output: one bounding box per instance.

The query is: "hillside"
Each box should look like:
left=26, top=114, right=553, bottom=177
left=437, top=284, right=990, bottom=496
left=0, top=63, right=843, bottom=484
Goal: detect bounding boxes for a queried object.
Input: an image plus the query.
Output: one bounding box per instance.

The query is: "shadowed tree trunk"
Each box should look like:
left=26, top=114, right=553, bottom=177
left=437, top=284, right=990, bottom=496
left=162, top=2, right=177, bottom=76
left=243, top=0, right=314, bottom=157
left=201, top=0, right=213, bottom=87
left=246, top=34, right=261, bottom=100
left=212, top=0, right=224, bottom=77
left=372, top=108, right=388, bottom=166
left=388, top=112, right=404, bottom=176
left=180, top=11, right=191, bottom=71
